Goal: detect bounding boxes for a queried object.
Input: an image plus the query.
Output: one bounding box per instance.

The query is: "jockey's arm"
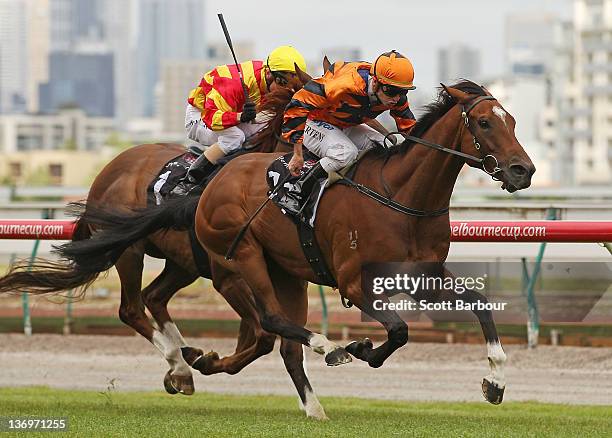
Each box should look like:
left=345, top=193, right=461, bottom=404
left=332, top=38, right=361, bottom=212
left=390, top=94, right=417, bottom=135
left=288, top=142, right=304, bottom=176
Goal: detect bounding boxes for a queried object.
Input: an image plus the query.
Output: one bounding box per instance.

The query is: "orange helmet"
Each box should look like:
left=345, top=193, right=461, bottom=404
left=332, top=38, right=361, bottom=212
left=370, top=50, right=416, bottom=90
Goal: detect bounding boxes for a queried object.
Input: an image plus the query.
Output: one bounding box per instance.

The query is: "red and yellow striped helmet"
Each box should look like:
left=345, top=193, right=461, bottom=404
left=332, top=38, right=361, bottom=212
left=371, top=50, right=416, bottom=90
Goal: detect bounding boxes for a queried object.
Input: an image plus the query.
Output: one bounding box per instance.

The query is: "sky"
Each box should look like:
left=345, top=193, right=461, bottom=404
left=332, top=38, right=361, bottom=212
left=205, top=0, right=573, bottom=98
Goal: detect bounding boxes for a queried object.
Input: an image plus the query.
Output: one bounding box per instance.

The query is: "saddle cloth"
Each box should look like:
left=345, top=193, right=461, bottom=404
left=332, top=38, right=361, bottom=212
left=147, top=151, right=199, bottom=206
left=266, top=150, right=329, bottom=226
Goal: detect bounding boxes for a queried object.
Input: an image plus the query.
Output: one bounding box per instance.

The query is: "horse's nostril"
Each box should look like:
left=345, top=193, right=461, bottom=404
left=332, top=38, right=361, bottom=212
left=510, top=164, right=528, bottom=178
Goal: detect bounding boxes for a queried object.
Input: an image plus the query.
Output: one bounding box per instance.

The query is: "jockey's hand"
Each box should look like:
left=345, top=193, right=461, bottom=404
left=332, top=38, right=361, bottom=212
left=240, top=100, right=257, bottom=123
left=288, top=154, right=304, bottom=177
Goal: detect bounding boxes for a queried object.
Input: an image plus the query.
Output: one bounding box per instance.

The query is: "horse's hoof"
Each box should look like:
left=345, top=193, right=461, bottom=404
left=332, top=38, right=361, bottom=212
left=163, top=370, right=178, bottom=395
left=482, top=378, right=505, bottom=405
left=164, top=370, right=195, bottom=395
left=173, top=374, right=195, bottom=396
left=180, top=346, right=205, bottom=366
left=325, top=347, right=352, bottom=366
left=191, top=351, right=220, bottom=375
left=367, top=358, right=384, bottom=369
left=345, top=338, right=373, bottom=361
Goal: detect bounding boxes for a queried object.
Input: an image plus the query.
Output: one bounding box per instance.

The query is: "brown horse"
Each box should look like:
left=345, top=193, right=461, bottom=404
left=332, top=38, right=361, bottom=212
left=0, top=70, right=331, bottom=419
left=191, top=80, right=535, bottom=404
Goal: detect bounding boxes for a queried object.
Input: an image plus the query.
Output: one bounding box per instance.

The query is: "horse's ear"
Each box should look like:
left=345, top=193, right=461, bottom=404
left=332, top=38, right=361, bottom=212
left=323, top=55, right=331, bottom=73
left=294, top=63, right=312, bottom=85
left=441, top=83, right=471, bottom=103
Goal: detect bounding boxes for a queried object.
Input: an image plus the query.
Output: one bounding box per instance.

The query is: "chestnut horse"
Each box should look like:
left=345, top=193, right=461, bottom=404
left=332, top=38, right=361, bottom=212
left=0, top=71, right=331, bottom=419
left=193, top=80, right=535, bottom=404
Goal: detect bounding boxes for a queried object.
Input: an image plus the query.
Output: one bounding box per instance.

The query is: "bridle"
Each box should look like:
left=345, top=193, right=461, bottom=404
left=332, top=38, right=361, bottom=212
left=386, top=94, right=502, bottom=178
left=460, top=95, right=502, bottom=177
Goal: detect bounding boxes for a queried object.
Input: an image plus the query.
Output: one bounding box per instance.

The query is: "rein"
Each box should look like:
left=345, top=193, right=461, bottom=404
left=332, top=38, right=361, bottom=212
left=338, top=177, right=449, bottom=217
left=384, top=95, right=501, bottom=176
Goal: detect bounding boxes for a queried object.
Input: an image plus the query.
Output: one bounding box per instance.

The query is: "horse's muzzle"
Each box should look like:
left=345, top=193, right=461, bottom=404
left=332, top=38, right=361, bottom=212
left=501, top=161, right=536, bottom=192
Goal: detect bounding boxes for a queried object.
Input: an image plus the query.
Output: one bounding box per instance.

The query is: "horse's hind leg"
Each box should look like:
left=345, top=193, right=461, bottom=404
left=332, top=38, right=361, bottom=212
left=228, top=242, right=351, bottom=366
left=271, top=265, right=327, bottom=420
left=115, top=245, right=194, bottom=395
left=191, top=271, right=276, bottom=375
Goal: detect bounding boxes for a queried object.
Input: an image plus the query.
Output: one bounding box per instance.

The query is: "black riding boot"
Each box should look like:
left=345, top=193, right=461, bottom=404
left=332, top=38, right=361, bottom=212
left=172, top=154, right=216, bottom=196
left=278, top=162, right=328, bottom=215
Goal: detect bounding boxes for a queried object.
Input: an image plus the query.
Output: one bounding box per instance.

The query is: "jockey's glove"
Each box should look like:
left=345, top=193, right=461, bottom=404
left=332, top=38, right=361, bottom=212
left=240, top=101, right=257, bottom=123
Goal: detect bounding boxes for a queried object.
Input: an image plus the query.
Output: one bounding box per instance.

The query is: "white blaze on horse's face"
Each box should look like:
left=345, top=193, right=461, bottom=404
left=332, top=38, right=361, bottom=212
left=492, top=106, right=508, bottom=129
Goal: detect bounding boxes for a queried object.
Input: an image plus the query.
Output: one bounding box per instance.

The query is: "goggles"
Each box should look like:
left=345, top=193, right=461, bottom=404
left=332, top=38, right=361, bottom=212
left=270, top=70, right=289, bottom=86
left=381, top=84, right=409, bottom=97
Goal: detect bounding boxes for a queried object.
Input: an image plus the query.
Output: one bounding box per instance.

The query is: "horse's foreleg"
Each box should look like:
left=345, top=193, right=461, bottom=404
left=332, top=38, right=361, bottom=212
left=342, top=280, right=408, bottom=368
left=115, top=250, right=194, bottom=395
left=442, top=268, right=506, bottom=404
left=141, top=259, right=202, bottom=362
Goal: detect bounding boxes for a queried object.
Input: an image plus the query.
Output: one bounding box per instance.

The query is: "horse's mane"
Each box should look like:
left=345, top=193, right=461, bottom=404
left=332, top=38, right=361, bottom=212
left=247, top=87, right=295, bottom=153
left=388, top=79, right=487, bottom=156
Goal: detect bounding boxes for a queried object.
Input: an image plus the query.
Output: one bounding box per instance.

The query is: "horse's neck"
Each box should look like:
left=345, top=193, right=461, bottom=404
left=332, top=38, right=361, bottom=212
left=385, top=107, right=464, bottom=212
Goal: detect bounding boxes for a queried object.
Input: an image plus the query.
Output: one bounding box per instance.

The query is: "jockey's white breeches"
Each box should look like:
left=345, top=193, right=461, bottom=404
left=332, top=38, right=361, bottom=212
left=302, top=119, right=385, bottom=173
left=184, top=104, right=264, bottom=154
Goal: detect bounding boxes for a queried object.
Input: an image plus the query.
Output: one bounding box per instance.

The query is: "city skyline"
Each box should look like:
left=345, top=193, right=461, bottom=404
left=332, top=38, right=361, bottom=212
left=1, top=0, right=610, bottom=187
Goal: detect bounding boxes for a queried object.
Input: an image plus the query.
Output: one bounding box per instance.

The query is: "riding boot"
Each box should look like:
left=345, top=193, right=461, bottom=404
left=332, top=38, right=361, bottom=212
left=172, top=154, right=216, bottom=196
left=278, top=162, right=328, bottom=215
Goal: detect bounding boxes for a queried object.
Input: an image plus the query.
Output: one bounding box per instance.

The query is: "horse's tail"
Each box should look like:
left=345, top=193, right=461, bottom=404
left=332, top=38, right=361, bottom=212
left=0, top=196, right=200, bottom=296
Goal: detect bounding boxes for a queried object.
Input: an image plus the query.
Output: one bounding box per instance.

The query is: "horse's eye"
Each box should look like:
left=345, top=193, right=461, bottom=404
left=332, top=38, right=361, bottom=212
left=478, top=119, right=490, bottom=129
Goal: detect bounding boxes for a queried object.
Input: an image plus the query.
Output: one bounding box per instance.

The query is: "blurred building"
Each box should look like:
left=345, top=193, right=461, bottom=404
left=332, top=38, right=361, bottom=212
left=48, top=0, right=139, bottom=124
left=136, top=0, right=207, bottom=117
left=538, top=20, right=575, bottom=185
left=26, top=0, right=50, bottom=113
left=1, top=150, right=110, bottom=186
left=100, top=0, right=138, bottom=126
left=0, top=108, right=115, bottom=154
left=39, top=52, right=115, bottom=117
left=206, top=40, right=255, bottom=63
left=437, top=44, right=481, bottom=84
left=538, top=0, right=612, bottom=185
left=0, top=0, right=28, bottom=113
left=459, top=13, right=560, bottom=188
left=505, top=12, right=558, bottom=76
left=568, top=0, right=612, bottom=184
left=49, top=0, right=104, bottom=51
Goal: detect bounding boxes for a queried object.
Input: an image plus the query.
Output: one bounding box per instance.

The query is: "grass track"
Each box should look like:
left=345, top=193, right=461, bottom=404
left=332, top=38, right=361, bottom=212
left=0, top=388, right=611, bottom=437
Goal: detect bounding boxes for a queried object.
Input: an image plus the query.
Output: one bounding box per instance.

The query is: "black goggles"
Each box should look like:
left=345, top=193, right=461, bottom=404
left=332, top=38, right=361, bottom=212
left=381, top=84, right=409, bottom=97
left=270, top=70, right=289, bottom=86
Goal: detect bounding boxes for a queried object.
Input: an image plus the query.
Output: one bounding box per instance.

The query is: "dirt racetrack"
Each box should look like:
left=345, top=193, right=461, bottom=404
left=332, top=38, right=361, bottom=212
left=0, top=333, right=611, bottom=405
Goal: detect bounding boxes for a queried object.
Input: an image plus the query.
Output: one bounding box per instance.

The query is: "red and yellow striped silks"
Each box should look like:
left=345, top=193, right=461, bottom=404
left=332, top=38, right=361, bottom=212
left=188, top=60, right=267, bottom=131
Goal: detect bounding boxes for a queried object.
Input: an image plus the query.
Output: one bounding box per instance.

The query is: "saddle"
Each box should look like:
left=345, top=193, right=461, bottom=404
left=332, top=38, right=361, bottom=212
left=265, top=151, right=351, bottom=287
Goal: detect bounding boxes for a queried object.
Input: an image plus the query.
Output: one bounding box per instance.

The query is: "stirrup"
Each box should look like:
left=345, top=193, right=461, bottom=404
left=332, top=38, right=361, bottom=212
left=171, top=180, right=195, bottom=196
